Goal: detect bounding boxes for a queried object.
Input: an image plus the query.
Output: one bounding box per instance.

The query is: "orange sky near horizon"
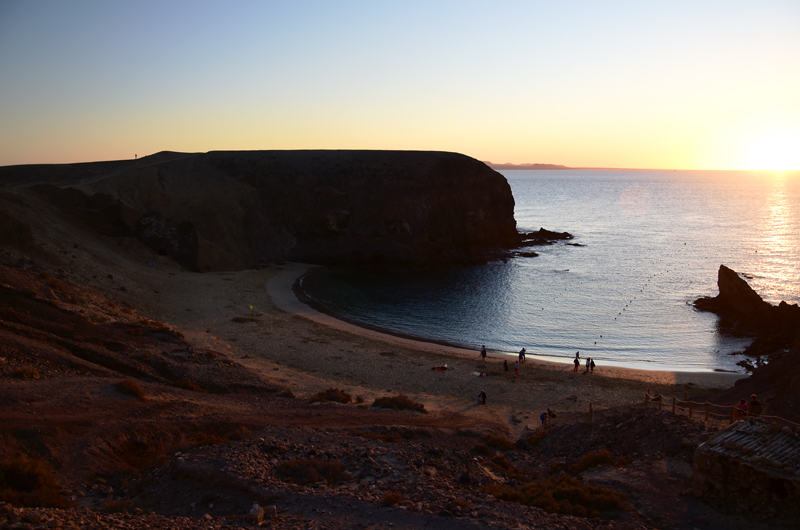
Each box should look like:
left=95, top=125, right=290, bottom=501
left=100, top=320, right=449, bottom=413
left=1, top=1, right=798, bottom=170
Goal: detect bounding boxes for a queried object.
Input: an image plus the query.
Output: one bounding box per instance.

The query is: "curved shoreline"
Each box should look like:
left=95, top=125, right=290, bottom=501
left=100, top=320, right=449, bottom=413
left=267, top=263, right=747, bottom=389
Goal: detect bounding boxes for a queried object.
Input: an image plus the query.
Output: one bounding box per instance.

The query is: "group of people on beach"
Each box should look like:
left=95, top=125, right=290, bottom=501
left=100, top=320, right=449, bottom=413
left=573, top=351, right=595, bottom=373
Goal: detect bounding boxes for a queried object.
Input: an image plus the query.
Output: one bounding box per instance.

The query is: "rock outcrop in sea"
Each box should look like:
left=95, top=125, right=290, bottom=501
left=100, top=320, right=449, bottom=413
left=695, top=265, right=800, bottom=421
left=0, top=150, right=523, bottom=270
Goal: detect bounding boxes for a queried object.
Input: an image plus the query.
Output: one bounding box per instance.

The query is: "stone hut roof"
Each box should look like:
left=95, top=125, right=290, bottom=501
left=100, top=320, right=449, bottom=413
left=702, top=419, right=800, bottom=480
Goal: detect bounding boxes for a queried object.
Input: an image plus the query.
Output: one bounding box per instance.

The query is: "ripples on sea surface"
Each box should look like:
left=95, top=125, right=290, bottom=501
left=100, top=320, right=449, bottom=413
left=301, top=170, right=800, bottom=372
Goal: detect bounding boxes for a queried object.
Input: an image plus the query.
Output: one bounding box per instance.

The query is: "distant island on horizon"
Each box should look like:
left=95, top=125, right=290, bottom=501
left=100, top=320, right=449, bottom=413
left=484, top=162, right=570, bottom=170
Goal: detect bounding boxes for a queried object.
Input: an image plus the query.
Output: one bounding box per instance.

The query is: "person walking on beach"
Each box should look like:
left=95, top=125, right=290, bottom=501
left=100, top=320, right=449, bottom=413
left=479, top=389, right=487, bottom=405
left=519, top=348, right=526, bottom=363
left=514, top=360, right=519, bottom=380
left=585, top=357, right=591, bottom=374
left=503, top=359, right=509, bottom=372
left=590, top=358, right=595, bottom=373
left=479, top=345, right=487, bottom=364
left=573, top=356, right=580, bottom=373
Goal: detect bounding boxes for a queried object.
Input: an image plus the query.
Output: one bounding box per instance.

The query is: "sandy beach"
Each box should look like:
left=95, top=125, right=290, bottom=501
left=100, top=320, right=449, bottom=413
left=123, top=258, right=745, bottom=438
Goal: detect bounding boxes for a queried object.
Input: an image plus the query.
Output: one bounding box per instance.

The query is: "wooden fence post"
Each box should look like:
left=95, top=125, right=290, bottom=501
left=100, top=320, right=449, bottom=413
left=672, top=397, right=676, bottom=414
left=705, top=403, right=709, bottom=422
left=658, top=395, right=662, bottom=410
left=689, top=401, right=693, bottom=419
left=645, top=390, right=650, bottom=406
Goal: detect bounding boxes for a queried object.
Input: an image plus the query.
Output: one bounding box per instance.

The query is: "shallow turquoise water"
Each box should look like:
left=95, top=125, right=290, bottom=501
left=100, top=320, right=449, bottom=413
left=300, top=170, right=800, bottom=372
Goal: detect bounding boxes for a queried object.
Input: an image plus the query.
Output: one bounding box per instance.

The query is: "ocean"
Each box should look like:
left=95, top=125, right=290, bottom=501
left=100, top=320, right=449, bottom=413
left=300, top=170, right=800, bottom=372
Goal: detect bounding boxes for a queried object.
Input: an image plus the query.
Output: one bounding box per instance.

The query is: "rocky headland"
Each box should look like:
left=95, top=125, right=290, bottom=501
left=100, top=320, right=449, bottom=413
left=0, top=150, right=547, bottom=271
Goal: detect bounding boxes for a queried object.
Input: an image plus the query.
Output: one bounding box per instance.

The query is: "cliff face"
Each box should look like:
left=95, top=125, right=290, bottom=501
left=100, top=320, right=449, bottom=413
left=0, top=150, right=519, bottom=271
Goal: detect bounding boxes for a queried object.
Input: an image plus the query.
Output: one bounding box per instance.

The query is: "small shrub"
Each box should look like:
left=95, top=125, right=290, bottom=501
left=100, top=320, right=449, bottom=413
left=568, top=449, right=613, bottom=475
left=8, top=367, right=40, bottom=380
left=483, top=434, right=515, bottom=452
left=172, top=378, right=206, bottom=393
left=348, top=428, right=400, bottom=443
left=275, top=458, right=345, bottom=485
left=114, top=378, right=146, bottom=400
left=381, top=491, right=403, bottom=506
left=205, top=351, right=218, bottom=359
left=309, top=388, right=352, bottom=404
left=614, top=455, right=632, bottom=467
left=526, top=430, right=549, bottom=447
left=484, top=475, right=628, bottom=519
left=355, top=395, right=364, bottom=403
left=103, top=498, right=130, bottom=513
left=489, top=454, right=527, bottom=480
left=279, top=388, right=295, bottom=399
left=371, top=394, right=426, bottom=413
left=472, top=443, right=492, bottom=456
left=191, top=424, right=252, bottom=447
left=0, top=456, right=70, bottom=508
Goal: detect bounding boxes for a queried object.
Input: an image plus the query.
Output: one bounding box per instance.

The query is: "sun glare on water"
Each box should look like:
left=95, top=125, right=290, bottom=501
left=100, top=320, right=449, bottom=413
left=747, top=132, right=800, bottom=171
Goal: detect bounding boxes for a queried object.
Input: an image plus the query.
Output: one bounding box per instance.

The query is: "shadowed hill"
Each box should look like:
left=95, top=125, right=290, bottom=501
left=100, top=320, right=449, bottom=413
left=1, top=150, right=519, bottom=270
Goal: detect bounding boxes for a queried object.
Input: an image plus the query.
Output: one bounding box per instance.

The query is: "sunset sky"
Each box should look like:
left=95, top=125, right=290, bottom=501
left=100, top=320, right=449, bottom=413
left=1, top=1, right=799, bottom=170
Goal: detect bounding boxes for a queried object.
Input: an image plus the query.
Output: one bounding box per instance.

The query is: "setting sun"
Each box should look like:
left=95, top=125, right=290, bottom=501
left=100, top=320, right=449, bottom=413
left=747, top=132, right=800, bottom=171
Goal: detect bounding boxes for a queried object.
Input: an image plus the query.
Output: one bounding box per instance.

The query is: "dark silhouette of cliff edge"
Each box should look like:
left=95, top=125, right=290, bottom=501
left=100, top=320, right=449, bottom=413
left=695, top=265, right=800, bottom=421
left=0, top=150, right=522, bottom=270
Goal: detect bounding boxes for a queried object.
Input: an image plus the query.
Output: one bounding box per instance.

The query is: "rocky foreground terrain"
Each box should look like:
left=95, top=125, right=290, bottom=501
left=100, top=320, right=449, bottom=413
left=0, top=258, right=796, bottom=530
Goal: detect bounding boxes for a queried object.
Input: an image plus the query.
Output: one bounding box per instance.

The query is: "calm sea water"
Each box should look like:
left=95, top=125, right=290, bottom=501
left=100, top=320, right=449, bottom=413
left=301, top=170, right=800, bottom=372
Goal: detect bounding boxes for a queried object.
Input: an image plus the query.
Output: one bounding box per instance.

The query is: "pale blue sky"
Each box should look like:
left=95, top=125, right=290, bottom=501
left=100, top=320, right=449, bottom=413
left=1, top=1, right=799, bottom=168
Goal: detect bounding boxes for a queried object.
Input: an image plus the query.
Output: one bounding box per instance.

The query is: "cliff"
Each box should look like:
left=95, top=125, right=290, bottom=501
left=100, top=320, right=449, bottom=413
left=0, top=150, right=520, bottom=271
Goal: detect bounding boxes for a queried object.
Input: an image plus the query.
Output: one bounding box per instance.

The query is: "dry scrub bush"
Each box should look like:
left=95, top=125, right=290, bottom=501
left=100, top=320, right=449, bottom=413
left=114, top=378, right=146, bottom=400
left=348, top=428, right=401, bottom=444
left=309, top=388, right=352, bottom=404
left=568, top=449, right=613, bottom=475
left=483, top=434, right=516, bottom=452
left=484, top=475, right=628, bottom=519
left=371, top=394, right=426, bottom=413
left=488, top=454, right=528, bottom=480
left=381, top=491, right=403, bottom=506
left=190, top=424, right=252, bottom=448
left=526, top=430, right=549, bottom=447
left=172, top=378, right=206, bottom=393
left=8, top=367, right=40, bottom=380
left=275, top=458, right=345, bottom=485
left=355, top=395, right=365, bottom=403
left=278, top=388, right=295, bottom=398
left=0, top=456, right=70, bottom=508
left=103, top=498, right=131, bottom=513
left=471, top=443, right=492, bottom=456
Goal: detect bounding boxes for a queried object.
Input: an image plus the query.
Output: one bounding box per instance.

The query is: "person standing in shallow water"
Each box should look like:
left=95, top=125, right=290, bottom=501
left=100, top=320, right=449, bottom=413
left=519, top=348, right=526, bottom=363
left=479, top=345, right=487, bottom=364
